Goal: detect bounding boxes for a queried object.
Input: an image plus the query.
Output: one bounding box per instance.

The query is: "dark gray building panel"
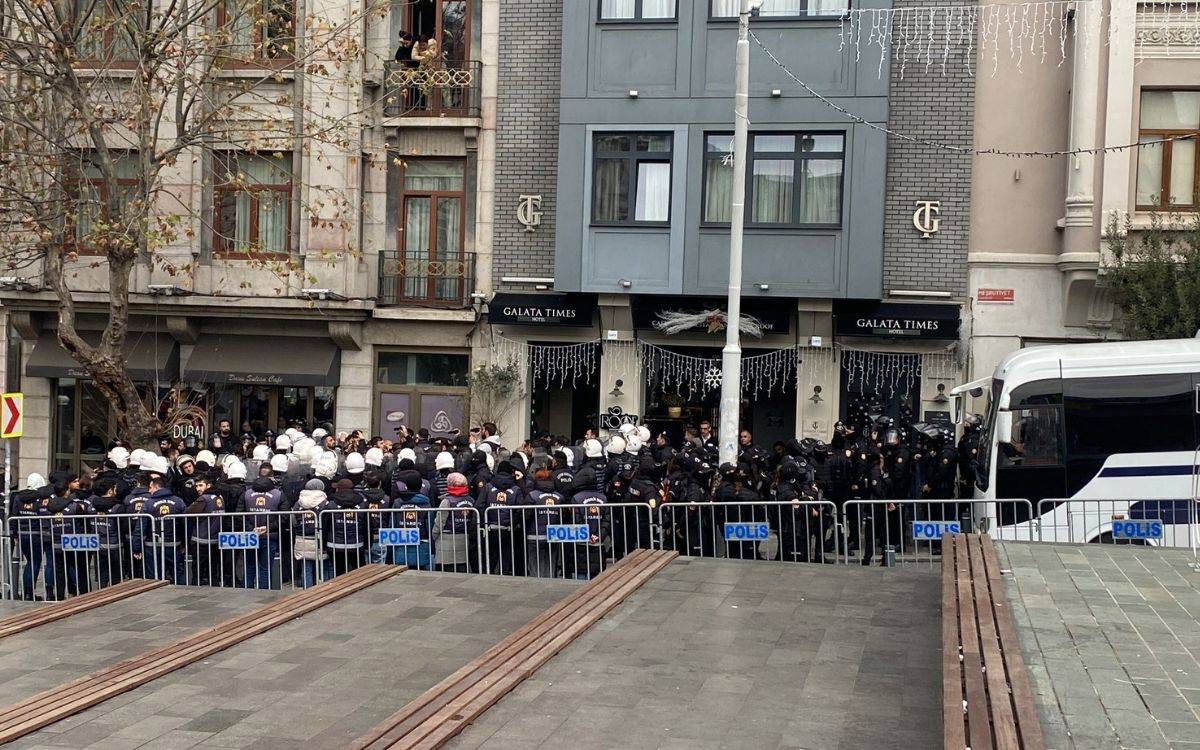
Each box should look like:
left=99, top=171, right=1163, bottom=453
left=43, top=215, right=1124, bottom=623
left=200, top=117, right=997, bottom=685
left=553, top=3, right=892, bottom=300
left=881, top=0, right=974, bottom=297
left=492, top=0, right=563, bottom=291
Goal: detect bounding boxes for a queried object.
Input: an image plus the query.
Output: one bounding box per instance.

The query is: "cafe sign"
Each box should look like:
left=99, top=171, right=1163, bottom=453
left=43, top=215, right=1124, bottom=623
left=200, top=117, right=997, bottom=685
left=834, top=301, right=961, bottom=340
left=488, top=293, right=594, bottom=327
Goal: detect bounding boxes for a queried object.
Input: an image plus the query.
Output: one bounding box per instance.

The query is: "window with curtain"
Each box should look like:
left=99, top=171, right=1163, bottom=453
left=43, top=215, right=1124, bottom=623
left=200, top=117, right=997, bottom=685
left=74, top=0, right=136, bottom=62
left=710, top=0, right=845, bottom=17
left=1136, top=89, right=1199, bottom=210
left=702, top=131, right=844, bottom=226
left=213, top=152, right=293, bottom=257
left=399, top=160, right=466, bottom=303
left=220, top=0, right=295, bottom=63
left=592, top=133, right=673, bottom=225
left=600, top=0, right=676, bottom=19
left=71, top=152, right=139, bottom=254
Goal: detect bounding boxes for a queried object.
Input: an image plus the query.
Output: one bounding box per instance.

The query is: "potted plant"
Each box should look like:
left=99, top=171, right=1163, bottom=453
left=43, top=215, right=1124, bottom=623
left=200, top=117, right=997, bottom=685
left=662, top=391, right=683, bottom=419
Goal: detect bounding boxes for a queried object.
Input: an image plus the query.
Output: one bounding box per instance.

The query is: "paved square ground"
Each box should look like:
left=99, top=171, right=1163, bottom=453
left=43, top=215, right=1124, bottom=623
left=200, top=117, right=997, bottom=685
left=0, top=586, right=280, bottom=707
left=9, top=571, right=579, bottom=750
left=445, top=558, right=942, bottom=750
left=1000, top=542, right=1200, bottom=750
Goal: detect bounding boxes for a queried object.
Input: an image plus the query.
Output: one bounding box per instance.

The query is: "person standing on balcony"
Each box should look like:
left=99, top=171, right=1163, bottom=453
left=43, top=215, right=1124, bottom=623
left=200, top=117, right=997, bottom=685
left=394, top=31, right=417, bottom=64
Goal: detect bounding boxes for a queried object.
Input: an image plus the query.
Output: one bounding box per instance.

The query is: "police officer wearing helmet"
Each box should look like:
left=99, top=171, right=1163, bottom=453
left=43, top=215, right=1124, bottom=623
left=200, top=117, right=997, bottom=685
left=135, top=454, right=188, bottom=584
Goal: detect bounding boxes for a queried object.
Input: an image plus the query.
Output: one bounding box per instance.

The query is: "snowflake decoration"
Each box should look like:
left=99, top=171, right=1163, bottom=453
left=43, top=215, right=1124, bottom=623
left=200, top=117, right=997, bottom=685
left=704, top=366, right=723, bottom=389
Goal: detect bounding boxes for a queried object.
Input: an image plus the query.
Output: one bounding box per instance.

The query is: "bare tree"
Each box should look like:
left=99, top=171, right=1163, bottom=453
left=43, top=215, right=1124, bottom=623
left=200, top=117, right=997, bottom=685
left=0, top=0, right=384, bottom=440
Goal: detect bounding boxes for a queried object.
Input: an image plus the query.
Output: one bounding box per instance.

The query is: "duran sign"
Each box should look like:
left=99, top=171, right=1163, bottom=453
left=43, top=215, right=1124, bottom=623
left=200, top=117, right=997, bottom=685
left=488, top=293, right=594, bottom=327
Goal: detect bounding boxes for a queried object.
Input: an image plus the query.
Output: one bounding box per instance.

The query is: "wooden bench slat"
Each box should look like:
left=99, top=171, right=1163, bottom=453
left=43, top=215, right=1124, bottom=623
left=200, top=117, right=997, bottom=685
left=943, top=534, right=967, bottom=750
left=981, top=535, right=1046, bottom=750
left=968, top=535, right=1020, bottom=750
left=956, top=535, right=995, bottom=750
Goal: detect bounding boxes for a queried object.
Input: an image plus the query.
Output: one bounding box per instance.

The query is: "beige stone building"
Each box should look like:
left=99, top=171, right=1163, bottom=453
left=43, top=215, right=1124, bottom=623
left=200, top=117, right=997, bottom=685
left=0, top=0, right=504, bottom=479
left=967, top=2, right=1200, bottom=385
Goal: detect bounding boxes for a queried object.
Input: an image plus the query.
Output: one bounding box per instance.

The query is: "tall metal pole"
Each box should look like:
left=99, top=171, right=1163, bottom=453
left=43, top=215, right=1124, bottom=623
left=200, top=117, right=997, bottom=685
left=719, top=0, right=752, bottom=467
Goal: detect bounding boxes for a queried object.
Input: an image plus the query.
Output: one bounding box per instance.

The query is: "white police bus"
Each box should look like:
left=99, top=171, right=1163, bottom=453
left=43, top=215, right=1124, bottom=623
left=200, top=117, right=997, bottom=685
left=953, top=338, right=1200, bottom=545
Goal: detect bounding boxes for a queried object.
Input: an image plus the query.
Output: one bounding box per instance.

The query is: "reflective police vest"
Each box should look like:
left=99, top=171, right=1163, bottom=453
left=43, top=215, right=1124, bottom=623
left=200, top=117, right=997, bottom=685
left=484, top=486, right=522, bottom=528
left=441, top=498, right=475, bottom=535
left=243, top=488, right=282, bottom=534
left=526, top=491, right=563, bottom=539
left=393, top=502, right=431, bottom=542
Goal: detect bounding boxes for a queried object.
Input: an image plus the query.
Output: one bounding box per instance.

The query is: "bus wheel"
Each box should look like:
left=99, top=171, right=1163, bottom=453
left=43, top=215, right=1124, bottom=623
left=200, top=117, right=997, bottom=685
left=1093, top=532, right=1147, bottom=546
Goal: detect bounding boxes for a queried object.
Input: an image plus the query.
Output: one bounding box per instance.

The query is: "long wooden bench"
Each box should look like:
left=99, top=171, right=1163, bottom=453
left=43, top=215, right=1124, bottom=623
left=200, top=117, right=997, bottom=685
left=0, top=563, right=404, bottom=743
left=943, top=533, right=1043, bottom=750
left=0, top=578, right=166, bottom=639
left=350, top=548, right=679, bottom=750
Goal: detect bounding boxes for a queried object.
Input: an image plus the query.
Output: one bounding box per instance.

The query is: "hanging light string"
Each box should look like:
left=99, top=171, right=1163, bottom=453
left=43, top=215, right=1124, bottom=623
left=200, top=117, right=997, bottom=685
left=487, top=334, right=960, bottom=401
left=748, top=28, right=1197, bottom=158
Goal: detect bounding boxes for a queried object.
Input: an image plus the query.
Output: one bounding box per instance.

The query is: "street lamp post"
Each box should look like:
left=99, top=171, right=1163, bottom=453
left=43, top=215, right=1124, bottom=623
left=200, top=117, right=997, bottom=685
left=718, top=0, right=753, bottom=467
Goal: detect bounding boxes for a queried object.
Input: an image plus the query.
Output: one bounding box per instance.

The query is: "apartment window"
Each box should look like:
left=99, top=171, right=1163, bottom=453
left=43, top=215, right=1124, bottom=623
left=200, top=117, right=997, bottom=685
left=74, top=0, right=135, bottom=63
left=710, top=0, right=847, bottom=18
left=703, top=132, right=844, bottom=226
left=71, top=153, right=138, bottom=253
left=399, top=160, right=466, bottom=301
left=599, top=0, right=676, bottom=20
left=592, top=133, right=673, bottom=225
left=213, top=152, right=292, bottom=257
left=219, top=0, right=294, bottom=63
left=1136, top=89, right=1199, bottom=210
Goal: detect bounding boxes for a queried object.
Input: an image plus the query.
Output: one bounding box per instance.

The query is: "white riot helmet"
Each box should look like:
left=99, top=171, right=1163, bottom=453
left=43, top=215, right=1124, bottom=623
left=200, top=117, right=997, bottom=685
left=141, top=454, right=171, bottom=477
left=365, top=447, right=385, bottom=467
left=225, top=461, right=247, bottom=480
left=606, top=436, right=627, bottom=456
left=275, top=435, right=292, bottom=452
left=627, top=435, right=643, bottom=454
left=435, top=451, right=455, bottom=471
left=315, top=453, right=339, bottom=479
left=292, top=437, right=315, bottom=458
left=618, top=423, right=637, bottom=438
left=252, top=444, right=271, bottom=461
left=196, top=449, right=216, bottom=467
left=637, top=425, right=651, bottom=443
left=345, top=452, right=366, bottom=475
left=222, top=453, right=244, bottom=472
left=129, top=448, right=146, bottom=467
left=107, top=446, right=130, bottom=469
left=398, top=447, right=417, bottom=463
left=312, top=428, right=328, bottom=441
left=270, top=454, right=291, bottom=473
left=26, top=473, right=47, bottom=490
left=584, top=438, right=603, bottom=459
left=307, top=445, right=325, bottom=465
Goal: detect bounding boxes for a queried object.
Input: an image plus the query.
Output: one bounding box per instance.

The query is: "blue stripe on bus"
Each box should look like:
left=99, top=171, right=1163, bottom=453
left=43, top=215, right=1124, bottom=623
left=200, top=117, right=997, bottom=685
left=1097, top=465, right=1197, bottom=478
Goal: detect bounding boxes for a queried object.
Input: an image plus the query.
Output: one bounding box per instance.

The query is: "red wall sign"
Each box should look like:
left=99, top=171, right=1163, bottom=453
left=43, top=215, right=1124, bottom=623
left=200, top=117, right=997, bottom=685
left=977, top=288, right=1015, bottom=303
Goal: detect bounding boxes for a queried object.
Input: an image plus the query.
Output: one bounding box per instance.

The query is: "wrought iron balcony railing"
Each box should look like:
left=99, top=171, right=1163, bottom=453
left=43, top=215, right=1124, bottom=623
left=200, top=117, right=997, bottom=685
left=378, top=250, right=475, bottom=308
left=382, top=60, right=481, bottom=118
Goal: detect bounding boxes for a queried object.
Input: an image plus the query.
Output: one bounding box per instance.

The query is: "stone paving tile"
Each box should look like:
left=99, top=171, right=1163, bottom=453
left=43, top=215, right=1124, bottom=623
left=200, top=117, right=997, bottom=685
left=9, top=571, right=579, bottom=749
left=0, top=586, right=280, bottom=708
left=444, top=558, right=942, bottom=750
left=1000, top=542, right=1200, bottom=750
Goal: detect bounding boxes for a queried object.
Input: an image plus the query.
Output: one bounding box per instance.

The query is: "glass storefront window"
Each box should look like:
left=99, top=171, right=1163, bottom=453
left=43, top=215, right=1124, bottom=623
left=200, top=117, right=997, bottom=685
left=376, top=352, right=469, bottom=386
left=314, top=386, right=336, bottom=427
left=55, top=379, right=78, bottom=456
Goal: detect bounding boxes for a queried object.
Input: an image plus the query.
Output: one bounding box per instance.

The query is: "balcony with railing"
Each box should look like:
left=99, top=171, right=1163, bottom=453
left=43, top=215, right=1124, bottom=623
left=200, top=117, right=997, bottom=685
left=378, top=250, right=475, bottom=308
left=382, top=60, right=481, bottom=118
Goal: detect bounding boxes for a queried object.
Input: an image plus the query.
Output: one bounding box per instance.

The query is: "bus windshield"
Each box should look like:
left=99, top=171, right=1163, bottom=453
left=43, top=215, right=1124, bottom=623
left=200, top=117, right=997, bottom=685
left=974, top=378, right=1002, bottom=493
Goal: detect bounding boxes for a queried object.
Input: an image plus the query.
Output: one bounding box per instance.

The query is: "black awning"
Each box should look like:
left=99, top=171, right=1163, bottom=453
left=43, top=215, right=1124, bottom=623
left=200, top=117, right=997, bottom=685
left=25, top=331, right=180, bottom=382
left=487, top=292, right=596, bottom=327
left=183, top=336, right=340, bottom=387
left=833, top=300, right=961, bottom=340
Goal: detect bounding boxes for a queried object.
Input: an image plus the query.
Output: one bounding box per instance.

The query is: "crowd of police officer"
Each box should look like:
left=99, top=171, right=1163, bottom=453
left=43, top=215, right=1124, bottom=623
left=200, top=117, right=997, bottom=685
left=3, top=409, right=984, bottom=599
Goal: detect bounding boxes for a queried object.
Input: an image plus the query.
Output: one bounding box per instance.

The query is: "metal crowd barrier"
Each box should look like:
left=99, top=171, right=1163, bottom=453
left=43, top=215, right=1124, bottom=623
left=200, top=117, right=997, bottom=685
left=840, top=499, right=1035, bottom=567
left=316, top=507, right=484, bottom=575
left=170, top=510, right=320, bottom=591
left=482, top=502, right=654, bottom=582
left=1035, top=498, right=1196, bottom=548
left=6, top=514, right=151, bottom=601
left=658, top=500, right=839, bottom=564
